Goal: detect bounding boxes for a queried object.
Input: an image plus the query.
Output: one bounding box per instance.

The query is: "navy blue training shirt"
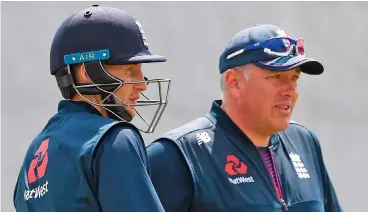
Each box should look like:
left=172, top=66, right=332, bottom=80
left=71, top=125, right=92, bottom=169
left=147, top=100, right=343, bottom=212
left=13, top=100, right=164, bottom=212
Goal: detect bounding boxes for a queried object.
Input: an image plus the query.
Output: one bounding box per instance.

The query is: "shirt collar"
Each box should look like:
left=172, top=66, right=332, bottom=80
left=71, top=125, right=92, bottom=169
left=57, top=100, right=103, bottom=116
left=209, top=100, right=280, bottom=147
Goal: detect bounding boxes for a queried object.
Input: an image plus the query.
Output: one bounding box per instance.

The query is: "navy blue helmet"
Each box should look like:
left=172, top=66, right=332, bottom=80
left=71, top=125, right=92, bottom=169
left=50, top=5, right=170, bottom=133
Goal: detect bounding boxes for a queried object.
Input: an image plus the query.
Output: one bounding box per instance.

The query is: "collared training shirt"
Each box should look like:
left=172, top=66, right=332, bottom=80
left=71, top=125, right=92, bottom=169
left=14, top=100, right=165, bottom=212
left=148, top=100, right=343, bottom=212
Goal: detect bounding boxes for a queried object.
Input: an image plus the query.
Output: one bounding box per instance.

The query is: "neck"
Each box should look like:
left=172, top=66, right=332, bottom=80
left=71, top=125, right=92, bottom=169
left=72, top=94, right=108, bottom=117
left=221, top=100, right=270, bottom=147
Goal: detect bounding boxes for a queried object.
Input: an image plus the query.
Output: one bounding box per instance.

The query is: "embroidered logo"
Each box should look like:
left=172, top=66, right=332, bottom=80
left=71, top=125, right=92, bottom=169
left=196, top=132, right=211, bottom=145
left=290, top=152, right=310, bottom=179
left=135, top=20, right=148, bottom=47
left=27, top=139, right=50, bottom=184
left=24, top=138, right=50, bottom=201
left=225, top=155, right=254, bottom=184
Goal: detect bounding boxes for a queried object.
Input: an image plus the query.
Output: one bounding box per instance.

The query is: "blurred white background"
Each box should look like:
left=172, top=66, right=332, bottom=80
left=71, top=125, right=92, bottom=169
left=2, top=1, right=366, bottom=211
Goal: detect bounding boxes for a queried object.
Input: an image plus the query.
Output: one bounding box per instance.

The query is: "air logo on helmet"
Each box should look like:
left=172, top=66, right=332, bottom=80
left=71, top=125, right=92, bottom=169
left=81, top=54, right=94, bottom=60
left=135, top=20, right=148, bottom=47
left=64, top=49, right=111, bottom=65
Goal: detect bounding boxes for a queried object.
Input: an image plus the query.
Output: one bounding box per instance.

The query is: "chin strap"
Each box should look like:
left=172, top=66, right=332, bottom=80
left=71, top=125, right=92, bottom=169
left=102, top=94, right=133, bottom=122
left=70, top=61, right=133, bottom=122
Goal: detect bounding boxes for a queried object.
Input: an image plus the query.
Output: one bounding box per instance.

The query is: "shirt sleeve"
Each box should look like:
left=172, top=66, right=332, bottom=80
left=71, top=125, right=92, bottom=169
left=147, top=139, right=194, bottom=212
left=93, top=125, right=165, bottom=212
left=310, top=131, right=344, bottom=212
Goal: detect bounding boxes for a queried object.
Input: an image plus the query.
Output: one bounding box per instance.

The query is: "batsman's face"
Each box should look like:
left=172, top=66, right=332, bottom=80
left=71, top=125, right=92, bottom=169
left=237, top=65, right=300, bottom=134
left=104, top=64, right=147, bottom=118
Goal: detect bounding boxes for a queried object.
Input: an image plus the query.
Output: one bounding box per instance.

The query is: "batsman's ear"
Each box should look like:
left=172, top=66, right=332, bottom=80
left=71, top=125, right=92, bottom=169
left=73, top=63, right=91, bottom=84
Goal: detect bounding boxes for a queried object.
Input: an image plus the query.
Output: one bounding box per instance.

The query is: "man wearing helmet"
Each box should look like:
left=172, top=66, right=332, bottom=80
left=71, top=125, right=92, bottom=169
left=13, top=5, right=170, bottom=212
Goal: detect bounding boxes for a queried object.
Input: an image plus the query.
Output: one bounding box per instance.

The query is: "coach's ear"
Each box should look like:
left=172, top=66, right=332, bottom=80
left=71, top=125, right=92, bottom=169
left=225, top=68, right=242, bottom=98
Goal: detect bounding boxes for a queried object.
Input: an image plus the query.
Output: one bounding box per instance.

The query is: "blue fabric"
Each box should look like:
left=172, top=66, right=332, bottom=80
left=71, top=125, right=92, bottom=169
left=13, top=100, right=164, bottom=212
left=95, top=126, right=164, bottom=212
left=147, top=100, right=343, bottom=212
left=148, top=139, right=193, bottom=212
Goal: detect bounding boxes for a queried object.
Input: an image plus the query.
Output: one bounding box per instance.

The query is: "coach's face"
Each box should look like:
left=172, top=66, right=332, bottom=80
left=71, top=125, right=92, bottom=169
left=104, top=64, right=147, bottom=118
left=238, top=64, right=300, bottom=134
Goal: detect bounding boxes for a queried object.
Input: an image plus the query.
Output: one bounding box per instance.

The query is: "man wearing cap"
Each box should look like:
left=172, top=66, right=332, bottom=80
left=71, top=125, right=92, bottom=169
left=147, top=24, right=342, bottom=212
left=13, top=5, right=169, bottom=212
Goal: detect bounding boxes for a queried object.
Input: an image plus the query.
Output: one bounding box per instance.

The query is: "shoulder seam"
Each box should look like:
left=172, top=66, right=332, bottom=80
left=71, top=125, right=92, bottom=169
left=288, top=121, right=311, bottom=132
left=163, top=116, right=215, bottom=141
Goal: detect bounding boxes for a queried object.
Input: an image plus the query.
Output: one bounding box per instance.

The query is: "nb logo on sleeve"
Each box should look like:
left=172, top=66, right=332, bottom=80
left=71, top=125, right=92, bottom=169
left=196, top=132, right=211, bottom=145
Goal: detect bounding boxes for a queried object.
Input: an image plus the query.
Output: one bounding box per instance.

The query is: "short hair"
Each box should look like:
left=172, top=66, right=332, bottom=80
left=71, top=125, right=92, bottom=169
left=220, top=64, right=252, bottom=93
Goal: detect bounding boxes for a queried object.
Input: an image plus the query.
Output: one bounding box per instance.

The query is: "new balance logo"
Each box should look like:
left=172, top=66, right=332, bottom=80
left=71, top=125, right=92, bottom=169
left=196, top=132, right=211, bottom=145
left=290, top=152, right=310, bottom=179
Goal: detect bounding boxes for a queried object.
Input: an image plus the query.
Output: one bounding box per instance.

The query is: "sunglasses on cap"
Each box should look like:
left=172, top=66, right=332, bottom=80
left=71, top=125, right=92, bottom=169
left=226, top=37, right=305, bottom=60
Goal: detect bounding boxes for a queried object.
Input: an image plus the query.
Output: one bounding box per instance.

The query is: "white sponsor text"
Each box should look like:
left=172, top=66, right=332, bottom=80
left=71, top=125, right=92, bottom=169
left=24, top=181, right=49, bottom=201
left=228, top=176, right=255, bottom=184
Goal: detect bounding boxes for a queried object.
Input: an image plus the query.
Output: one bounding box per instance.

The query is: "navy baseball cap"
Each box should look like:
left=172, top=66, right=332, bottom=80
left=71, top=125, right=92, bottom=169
left=219, top=24, right=323, bottom=75
left=50, top=5, right=166, bottom=75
